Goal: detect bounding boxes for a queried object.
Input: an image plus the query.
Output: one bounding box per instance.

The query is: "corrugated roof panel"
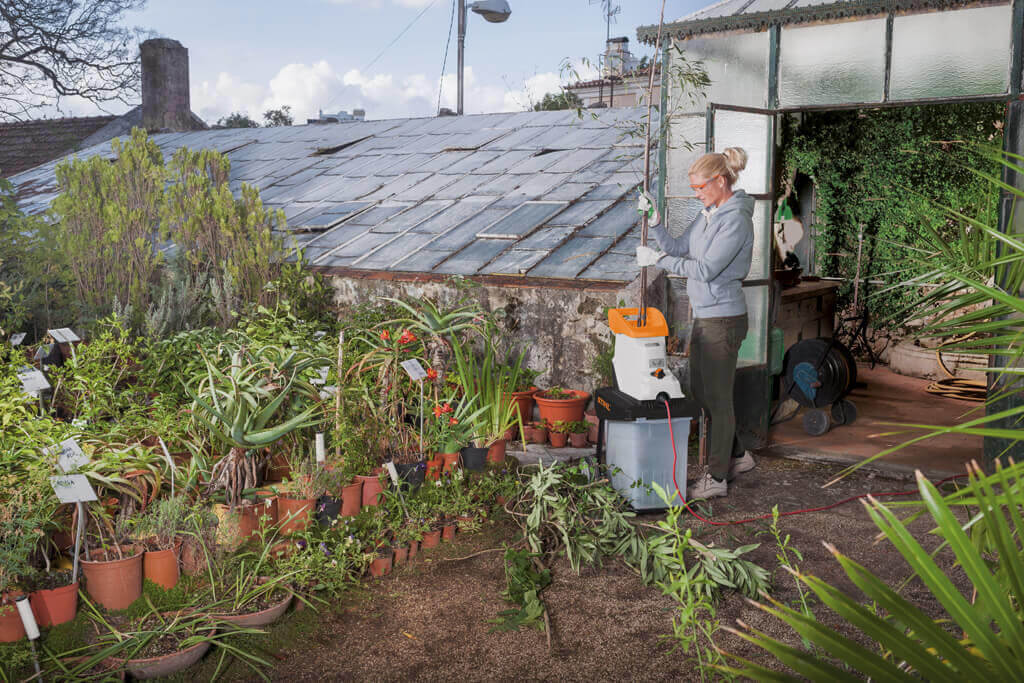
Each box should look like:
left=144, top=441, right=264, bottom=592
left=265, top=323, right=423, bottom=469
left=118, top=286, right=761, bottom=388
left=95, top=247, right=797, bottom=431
left=528, top=236, right=615, bottom=278
left=272, top=167, right=324, bottom=186
left=372, top=199, right=452, bottom=233
left=391, top=173, right=458, bottom=201
left=515, top=226, right=576, bottom=251
left=318, top=230, right=394, bottom=263
left=355, top=232, right=439, bottom=269
left=518, top=126, right=575, bottom=150
left=414, top=150, right=474, bottom=173
left=546, top=199, right=616, bottom=227
left=578, top=251, right=637, bottom=281
left=577, top=200, right=638, bottom=237
left=472, top=149, right=535, bottom=174
left=543, top=148, right=607, bottom=174
left=481, top=249, right=549, bottom=275
left=507, top=149, right=571, bottom=174
left=282, top=202, right=323, bottom=223
left=296, top=175, right=383, bottom=202
left=557, top=127, right=613, bottom=150
left=481, top=126, right=546, bottom=151
left=363, top=172, right=432, bottom=200
left=346, top=202, right=413, bottom=226
left=477, top=201, right=569, bottom=239
left=305, top=223, right=371, bottom=250
left=344, top=155, right=402, bottom=178
left=474, top=173, right=523, bottom=196
left=545, top=182, right=598, bottom=202
left=439, top=150, right=502, bottom=175
left=433, top=238, right=511, bottom=274
left=499, top=172, right=570, bottom=204
left=430, top=207, right=509, bottom=249
left=391, top=248, right=453, bottom=272
left=375, top=153, right=433, bottom=176
left=411, top=196, right=494, bottom=233
left=297, top=201, right=375, bottom=230
left=580, top=173, right=640, bottom=201
left=433, top=174, right=491, bottom=200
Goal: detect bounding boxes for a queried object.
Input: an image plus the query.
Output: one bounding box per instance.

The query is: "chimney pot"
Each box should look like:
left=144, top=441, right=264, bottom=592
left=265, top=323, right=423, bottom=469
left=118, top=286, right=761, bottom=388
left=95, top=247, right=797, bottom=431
left=140, top=38, right=193, bottom=131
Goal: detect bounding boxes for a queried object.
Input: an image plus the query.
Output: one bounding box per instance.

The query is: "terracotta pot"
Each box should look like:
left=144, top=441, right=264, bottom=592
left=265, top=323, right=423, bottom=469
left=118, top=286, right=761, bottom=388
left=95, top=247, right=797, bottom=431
left=264, top=453, right=290, bottom=482
left=143, top=548, right=179, bottom=590
left=441, top=524, right=456, bottom=542
left=180, top=536, right=212, bottom=577
left=503, top=427, right=517, bottom=442
left=393, top=545, right=409, bottom=566
left=421, top=529, right=441, bottom=548
left=340, top=481, right=363, bottom=516
left=526, top=426, right=548, bottom=445
left=214, top=503, right=265, bottom=548
left=509, top=387, right=538, bottom=425
left=369, top=552, right=392, bottom=578
left=549, top=431, right=568, bottom=448
left=0, top=599, right=25, bottom=643
left=30, top=582, right=78, bottom=628
left=486, top=439, right=506, bottom=464
left=438, top=452, right=460, bottom=474
left=278, top=496, right=314, bottom=536
left=569, top=432, right=588, bottom=448
left=588, top=423, right=600, bottom=444
left=356, top=473, right=384, bottom=507
left=535, top=389, right=590, bottom=425
left=114, top=634, right=213, bottom=680
left=214, top=585, right=292, bottom=627
left=408, top=540, right=420, bottom=560
left=460, top=446, right=487, bottom=472
left=585, top=410, right=600, bottom=444
left=251, top=491, right=279, bottom=527
left=426, top=457, right=444, bottom=481
left=81, top=545, right=143, bottom=610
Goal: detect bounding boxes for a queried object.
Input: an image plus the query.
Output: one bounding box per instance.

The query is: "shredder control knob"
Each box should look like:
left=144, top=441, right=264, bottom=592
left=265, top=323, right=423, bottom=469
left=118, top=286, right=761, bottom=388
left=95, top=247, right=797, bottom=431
left=650, top=368, right=665, bottom=379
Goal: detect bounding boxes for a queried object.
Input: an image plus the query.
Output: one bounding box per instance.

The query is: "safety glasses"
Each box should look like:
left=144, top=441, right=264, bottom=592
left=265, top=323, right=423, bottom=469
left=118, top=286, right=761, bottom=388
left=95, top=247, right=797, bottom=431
left=689, top=174, right=720, bottom=191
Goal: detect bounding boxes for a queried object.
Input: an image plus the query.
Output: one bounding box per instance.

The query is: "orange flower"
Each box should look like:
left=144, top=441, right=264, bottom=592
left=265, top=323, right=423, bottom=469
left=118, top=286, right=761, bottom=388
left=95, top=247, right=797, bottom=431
left=379, top=329, right=390, bottom=341
left=433, top=404, right=443, bottom=418
left=426, top=367, right=438, bottom=380
left=398, top=329, right=417, bottom=344
left=449, top=417, right=459, bottom=426
left=441, top=402, right=453, bottom=414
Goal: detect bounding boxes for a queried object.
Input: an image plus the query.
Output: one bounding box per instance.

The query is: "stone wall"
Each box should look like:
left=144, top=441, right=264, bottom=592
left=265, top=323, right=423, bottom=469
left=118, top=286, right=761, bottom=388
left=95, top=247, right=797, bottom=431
left=326, top=272, right=685, bottom=393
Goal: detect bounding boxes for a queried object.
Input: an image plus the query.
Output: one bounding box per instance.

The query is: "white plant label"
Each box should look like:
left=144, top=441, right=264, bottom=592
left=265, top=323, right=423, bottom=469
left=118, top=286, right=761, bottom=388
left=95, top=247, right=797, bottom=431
left=46, top=439, right=88, bottom=473
left=385, top=461, right=400, bottom=485
left=311, top=366, right=329, bottom=385
left=48, top=328, right=80, bottom=344
left=313, top=331, right=327, bottom=340
left=319, top=386, right=338, bottom=400
left=50, top=474, right=98, bottom=503
left=17, top=366, right=49, bottom=394
left=9, top=333, right=25, bottom=346
left=315, top=433, right=326, bottom=463
left=400, top=359, right=427, bottom=381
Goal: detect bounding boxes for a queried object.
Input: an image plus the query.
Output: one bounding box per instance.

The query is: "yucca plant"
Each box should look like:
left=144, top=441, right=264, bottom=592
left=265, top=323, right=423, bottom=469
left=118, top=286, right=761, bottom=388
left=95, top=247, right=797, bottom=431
left=185, top=344, right=327, bottom=508
left=721, top=461, right=1024, bottom=680
left=831, top=145, right=1024, bottom=479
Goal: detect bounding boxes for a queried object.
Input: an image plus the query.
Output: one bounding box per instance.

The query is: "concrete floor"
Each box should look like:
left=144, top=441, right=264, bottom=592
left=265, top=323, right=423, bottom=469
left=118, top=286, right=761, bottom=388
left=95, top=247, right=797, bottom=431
left=766, top=363, right=983, bottom=477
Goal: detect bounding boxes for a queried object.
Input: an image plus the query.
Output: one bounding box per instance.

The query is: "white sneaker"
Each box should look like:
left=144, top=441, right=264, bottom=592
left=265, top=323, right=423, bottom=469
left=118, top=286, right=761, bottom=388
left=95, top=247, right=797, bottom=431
left=728, top=451, right=756, bottom=480
left=687, top=472, right=728, bottom=499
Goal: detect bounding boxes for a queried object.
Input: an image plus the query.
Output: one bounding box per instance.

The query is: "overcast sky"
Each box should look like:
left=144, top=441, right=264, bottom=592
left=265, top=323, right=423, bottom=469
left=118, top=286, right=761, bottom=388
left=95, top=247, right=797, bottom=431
left=56, top=0, right=707, bottom=124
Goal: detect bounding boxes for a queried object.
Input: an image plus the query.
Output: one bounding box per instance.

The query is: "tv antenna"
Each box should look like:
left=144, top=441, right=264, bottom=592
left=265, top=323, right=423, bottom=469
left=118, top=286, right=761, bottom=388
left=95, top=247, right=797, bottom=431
left=590, top=0, right=621, bottom=42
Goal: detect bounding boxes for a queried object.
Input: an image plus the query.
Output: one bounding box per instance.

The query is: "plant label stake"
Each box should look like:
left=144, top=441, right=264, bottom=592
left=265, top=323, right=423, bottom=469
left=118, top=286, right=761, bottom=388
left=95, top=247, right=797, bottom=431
left=311, top=366, right=329, bottom=386
left=14, top=596, right=42, bottom=680
left=17, top=366, right=49, bottom=394
left=50, top=475, right=97, bottom=504
left=48, top=438, right=91, bottom=585
left=400, top=360, right=428, bottom=459
left=158, top=437, right=175, bottom=498
left=385, top=461, right=400, bottom=486
left=9, top=332, right=25, bottom=346
left=315, top=432, right=326, bottom=465
left=48, top=327, right=80, bottom=362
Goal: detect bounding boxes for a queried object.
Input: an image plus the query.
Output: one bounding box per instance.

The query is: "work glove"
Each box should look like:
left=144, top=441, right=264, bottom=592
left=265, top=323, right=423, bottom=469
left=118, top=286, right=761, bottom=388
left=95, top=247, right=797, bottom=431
left=636, top=245, right=664, bottom=267
left=637, top=190, right=661, bottom=227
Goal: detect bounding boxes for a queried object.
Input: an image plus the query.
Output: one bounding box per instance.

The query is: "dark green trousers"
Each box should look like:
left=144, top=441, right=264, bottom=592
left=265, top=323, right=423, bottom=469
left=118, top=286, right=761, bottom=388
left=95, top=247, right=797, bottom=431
left=690, top=314, right=748, bottom=481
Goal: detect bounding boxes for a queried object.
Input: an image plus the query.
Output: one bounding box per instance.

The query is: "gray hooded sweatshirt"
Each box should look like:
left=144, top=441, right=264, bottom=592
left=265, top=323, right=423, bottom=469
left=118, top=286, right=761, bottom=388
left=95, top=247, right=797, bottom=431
left=650, top=189, right=754, bottom=319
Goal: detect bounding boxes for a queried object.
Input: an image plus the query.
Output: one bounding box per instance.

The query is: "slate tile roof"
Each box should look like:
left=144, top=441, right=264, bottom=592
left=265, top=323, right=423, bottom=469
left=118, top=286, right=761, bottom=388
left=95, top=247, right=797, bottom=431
left=9, top=107, right=659, bottom=283
left=0, top=115, right=116, bottom=178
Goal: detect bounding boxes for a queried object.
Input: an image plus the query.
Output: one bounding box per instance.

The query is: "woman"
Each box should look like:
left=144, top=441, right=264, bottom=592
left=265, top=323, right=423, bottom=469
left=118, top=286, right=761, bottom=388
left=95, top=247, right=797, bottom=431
left=636, top=147, right=755, bottom=499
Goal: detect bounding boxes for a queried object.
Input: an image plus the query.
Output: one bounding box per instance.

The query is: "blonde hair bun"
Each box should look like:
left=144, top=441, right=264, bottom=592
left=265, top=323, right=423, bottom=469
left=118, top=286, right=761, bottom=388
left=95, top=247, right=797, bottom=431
left=722, top=147, right=748, bottom=176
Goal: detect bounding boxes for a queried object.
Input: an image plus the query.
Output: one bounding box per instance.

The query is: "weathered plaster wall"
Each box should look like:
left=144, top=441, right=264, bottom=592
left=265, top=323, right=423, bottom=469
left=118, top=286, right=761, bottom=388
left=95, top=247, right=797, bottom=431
left=326, top=273, right=686, bottom=393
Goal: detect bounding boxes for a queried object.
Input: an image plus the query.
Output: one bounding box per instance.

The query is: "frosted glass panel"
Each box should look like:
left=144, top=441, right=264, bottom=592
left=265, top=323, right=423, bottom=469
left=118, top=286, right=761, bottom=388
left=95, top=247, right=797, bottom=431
left=749, top=201, right=770, bottom=280
left=890, top=5, right=1012, bottom=100
left=779, top=19, right=887, bottom=106
left=739, top=285, right=768, bottom=365
left=666, top=114, right=706, bottom=207
left=713, top=109, right=771, bottom=195
left=667, top=197, right=703, bottom=237
left=672, top=31, right=770, bottom=111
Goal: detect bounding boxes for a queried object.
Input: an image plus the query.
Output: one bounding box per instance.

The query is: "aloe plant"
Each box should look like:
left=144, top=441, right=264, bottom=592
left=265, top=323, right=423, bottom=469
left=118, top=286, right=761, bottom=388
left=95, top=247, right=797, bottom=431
left=185, top=344, right=327, bottom=508
left=720, top=461, right=1024, bottom=680
left=378, top=296, right=485, bottom=379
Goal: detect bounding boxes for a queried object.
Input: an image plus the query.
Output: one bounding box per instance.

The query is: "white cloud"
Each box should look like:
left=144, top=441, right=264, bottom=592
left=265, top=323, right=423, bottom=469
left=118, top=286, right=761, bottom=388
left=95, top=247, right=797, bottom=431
left=191, top=57, right=591, bottom=126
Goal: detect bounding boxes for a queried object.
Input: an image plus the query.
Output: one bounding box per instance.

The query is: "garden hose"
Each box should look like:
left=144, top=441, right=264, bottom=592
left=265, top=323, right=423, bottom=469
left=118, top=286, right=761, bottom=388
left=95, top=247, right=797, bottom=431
left=662, top=399, right=967, bottom=526
left=925, top=342, right=986, bottom=402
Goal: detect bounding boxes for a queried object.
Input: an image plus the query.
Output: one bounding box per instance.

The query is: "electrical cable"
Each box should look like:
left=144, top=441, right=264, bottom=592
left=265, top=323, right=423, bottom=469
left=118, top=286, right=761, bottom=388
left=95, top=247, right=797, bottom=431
left=436, top=0, right=457, bottom=114
left=662, top=399, right=967, bottom=526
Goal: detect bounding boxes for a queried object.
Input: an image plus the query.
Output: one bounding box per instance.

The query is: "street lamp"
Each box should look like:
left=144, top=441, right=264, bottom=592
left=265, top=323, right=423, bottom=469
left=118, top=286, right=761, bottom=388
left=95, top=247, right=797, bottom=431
left=457, top=0, right=511, bottom=115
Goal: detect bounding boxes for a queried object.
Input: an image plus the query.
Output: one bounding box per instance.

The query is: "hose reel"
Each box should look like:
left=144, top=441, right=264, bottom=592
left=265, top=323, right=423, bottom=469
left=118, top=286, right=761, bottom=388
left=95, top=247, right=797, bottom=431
left=781, top=338, right=858, bottom=436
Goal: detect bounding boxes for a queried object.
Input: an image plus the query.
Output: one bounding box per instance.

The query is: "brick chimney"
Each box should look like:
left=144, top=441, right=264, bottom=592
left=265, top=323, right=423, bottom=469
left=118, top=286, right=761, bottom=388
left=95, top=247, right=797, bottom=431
left=140, top=38, right=194, bottom=131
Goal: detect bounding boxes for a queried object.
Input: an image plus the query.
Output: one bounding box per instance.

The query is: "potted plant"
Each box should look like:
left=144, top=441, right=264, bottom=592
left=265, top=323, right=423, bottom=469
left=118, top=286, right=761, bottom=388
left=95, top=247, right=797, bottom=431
left=428, top=396, right=486, bottom=473
left=508, top=365, right=541, bottom=428
left=278, top=455, right=326, bottom=536
left=524, top=419, right=549, bottom=445
left=132, top=496, right=188, bottom=590
left=452, top=339, right=523, bottom=465
left=566, top=420, right=590, bottom=448
left=206, top=548, right=297, bottom=627
left=535, top=385, right=590, bottom=426
left=80, top=508, right=144, bottom=611
left=318, top=467, right=360, bottom=526
left=549, top=420, right=569, bottom=448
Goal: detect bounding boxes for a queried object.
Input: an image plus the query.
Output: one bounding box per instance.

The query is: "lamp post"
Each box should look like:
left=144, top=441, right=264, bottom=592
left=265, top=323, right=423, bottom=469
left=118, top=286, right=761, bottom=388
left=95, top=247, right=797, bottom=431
left=457, top=0, right=511, bottom=115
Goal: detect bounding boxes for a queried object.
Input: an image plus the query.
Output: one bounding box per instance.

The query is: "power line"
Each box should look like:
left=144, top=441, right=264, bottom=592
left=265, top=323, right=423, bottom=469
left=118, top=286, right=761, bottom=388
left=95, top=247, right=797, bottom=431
left=436, top=0, right=457, bottom=114
left=322, top=0, right=438, bottom=114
